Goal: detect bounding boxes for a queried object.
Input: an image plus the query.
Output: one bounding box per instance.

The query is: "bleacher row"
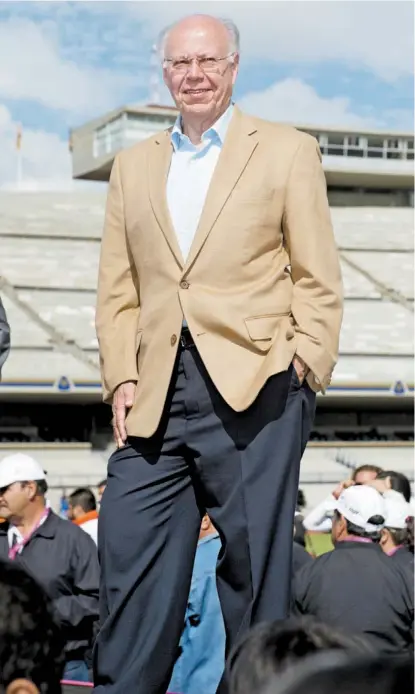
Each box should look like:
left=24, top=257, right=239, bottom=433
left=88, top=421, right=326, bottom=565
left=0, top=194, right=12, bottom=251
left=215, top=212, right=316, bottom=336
left=0, top=192, right=413, bottom=385
left=1, top=441, right=411, bottom=511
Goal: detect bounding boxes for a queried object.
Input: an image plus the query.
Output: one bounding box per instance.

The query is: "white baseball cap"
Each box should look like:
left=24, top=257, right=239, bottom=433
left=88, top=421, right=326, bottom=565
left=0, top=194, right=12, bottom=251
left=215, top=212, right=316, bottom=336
left=335, top=485, right=386, bottom=533
left=383, top=490, right=413, bottom=530
left=0, top=454, right=46, bottom=489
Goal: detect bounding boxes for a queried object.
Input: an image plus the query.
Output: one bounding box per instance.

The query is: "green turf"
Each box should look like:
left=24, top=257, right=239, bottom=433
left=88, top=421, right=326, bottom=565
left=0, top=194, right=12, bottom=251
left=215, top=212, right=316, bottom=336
left=305, top=532, right=334, bottom=557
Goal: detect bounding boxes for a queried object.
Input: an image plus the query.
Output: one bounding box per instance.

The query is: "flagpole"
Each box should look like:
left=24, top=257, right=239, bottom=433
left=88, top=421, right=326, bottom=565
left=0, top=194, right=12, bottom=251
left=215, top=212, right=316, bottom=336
left=16, top=123, right=22, bottom=189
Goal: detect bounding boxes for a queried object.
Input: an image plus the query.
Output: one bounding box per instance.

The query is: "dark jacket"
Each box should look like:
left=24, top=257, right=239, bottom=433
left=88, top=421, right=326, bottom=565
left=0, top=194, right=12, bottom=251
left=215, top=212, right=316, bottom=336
left=293, top=541, right=414, bottom=654
left=0, top=297, right=10, bottom=378
left=293, top=513, right=306, bottom=548
left=292, top=541, right=313, bottom=575
left=0, top=510, right=99, bottom=658
left=390, top=546, right=414, bottom=572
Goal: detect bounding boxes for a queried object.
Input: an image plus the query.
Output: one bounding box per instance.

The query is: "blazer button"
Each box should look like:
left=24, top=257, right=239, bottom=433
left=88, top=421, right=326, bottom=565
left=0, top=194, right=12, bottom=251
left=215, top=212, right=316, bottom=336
left=286, top=328, right=295, bottom=340
left=170, top=334, right=177, bottom=346
left=180, top=280, right=190, bottom=289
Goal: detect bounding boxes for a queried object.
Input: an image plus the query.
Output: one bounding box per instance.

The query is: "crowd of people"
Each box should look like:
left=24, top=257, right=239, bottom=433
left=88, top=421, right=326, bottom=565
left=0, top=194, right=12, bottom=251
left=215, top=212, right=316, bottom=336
left=0, top=453, right=412, bottom=693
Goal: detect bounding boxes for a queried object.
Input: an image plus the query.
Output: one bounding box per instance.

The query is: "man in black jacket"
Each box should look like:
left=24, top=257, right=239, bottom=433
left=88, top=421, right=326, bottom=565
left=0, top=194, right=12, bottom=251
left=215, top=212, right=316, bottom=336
left=0, top=453, right=100, bottom=682
left=293, top=485, right=413, bottom=654
left=0, top=296, right=10, bottom=379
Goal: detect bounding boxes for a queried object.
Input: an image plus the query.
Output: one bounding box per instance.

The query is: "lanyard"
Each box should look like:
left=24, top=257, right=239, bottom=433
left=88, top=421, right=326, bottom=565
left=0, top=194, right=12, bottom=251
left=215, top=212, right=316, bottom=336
left=8, top=508, right=50, bottom=561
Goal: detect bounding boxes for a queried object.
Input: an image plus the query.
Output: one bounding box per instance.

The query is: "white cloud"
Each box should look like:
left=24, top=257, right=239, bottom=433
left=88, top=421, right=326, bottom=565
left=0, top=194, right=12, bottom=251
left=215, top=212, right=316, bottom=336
left=0, top=18, right=136, bottom=117
left=121, top=0, right=414, bottom=82
left=0, top=105, right=76, bottom=190
left=238, top=78, right=412, bottom=130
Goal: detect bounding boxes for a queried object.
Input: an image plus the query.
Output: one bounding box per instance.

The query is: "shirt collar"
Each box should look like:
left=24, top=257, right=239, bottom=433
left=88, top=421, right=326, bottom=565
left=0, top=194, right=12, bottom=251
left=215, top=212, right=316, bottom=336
left=7, top=509, right=56, bottom=547
left=198, top=531, right=220, bottom=547
left=171, top=103, right=234, bottom=152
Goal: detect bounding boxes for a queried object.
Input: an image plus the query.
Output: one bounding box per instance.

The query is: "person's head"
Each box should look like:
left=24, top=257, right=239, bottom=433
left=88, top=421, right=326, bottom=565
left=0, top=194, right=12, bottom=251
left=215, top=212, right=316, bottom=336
left=199, top=514, right=216, bottom=540
left=380, top=490, right=414, bottom=555
left=67, top=487, right=97, bottom=521
left=332, top=485, right=385, bottom=544
left=0, top=455, right=47, bottom=524
left=262, top=651, right=414, bottom=694
left=377, top=470, right=411, bottom=503
left=0, top=559, right=64, bottom=694
left=296, top=489, right=306, bottom=512
left=161, top=14, right=239, bottom=129
left=351, top=465, right=382, bottom=485
left=97, top=479, right=107, bottom=504
left=227, top=617, right=364, bottom=694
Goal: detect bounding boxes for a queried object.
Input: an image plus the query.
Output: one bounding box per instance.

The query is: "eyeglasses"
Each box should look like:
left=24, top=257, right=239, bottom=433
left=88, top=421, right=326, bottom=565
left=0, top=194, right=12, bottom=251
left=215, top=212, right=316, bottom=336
left=163, top=53, right=235, bottom=74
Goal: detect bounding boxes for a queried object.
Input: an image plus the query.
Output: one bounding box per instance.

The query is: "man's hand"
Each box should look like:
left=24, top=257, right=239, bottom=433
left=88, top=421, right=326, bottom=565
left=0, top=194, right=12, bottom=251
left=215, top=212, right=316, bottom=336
left=292, top=355, right=308, bottom=385
left=112, top=381, right=136, bottom=448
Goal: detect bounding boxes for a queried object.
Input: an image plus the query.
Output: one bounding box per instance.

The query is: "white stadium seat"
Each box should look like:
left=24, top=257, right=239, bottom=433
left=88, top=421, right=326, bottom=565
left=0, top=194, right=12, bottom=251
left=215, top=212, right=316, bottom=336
left=343, top=250, right=414, bottom=299
left=0, top=193, right=413, bottom=388
left=331, top=207, right=414, bottom=251
left=1, top=236, right=99, bottom=291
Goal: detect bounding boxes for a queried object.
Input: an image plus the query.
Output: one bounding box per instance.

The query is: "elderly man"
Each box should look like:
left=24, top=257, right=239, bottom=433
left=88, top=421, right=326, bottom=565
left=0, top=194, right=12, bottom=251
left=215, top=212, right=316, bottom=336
left=94, top=13, right=343, bottom=694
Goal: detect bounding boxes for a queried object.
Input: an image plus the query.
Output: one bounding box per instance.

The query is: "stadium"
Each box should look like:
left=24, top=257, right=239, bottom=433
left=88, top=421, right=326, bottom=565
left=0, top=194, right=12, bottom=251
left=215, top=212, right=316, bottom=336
left=0, top=103, right=413, bottom=510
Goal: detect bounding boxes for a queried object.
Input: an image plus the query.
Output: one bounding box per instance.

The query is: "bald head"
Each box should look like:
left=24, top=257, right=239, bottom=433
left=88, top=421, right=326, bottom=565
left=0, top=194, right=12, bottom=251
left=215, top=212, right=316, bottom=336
left=161, top=13, right=240, bottom=140
left=160, top=14, right=240, bottom=60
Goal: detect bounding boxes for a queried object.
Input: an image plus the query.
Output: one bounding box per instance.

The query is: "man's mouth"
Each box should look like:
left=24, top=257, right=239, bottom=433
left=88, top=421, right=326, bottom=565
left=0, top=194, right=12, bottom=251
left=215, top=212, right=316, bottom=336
left=184, top=89, right=210, bottom=95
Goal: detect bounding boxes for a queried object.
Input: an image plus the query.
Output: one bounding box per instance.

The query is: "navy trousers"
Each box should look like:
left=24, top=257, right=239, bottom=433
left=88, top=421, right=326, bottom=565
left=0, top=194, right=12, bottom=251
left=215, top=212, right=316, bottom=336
left=93, top=346, right=315, bottom=694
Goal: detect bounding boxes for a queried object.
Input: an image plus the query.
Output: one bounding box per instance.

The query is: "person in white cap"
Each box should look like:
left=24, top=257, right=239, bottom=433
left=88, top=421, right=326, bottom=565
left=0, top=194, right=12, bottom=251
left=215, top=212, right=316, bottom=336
left=293, top=485, right=414, bottom=654
left=0, top=453, right=100, bottom=684
left=380, top=490, right=414, bottom=569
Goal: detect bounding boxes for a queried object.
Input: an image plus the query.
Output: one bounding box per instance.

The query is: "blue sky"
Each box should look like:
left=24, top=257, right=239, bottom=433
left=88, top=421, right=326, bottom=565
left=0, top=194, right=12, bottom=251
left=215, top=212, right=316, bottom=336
left=0, top=0, right=413, bottom=188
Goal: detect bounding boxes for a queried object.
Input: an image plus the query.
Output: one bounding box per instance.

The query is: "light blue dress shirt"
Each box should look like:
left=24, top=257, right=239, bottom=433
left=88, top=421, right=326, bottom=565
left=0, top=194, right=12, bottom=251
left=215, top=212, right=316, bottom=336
left=166, top=104, right=234, bottom=262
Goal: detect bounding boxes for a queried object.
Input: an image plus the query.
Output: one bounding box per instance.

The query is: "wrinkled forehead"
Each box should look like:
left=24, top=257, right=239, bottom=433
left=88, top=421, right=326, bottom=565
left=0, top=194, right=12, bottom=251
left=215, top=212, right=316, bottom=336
left=165, top=23, right=230, bottom=58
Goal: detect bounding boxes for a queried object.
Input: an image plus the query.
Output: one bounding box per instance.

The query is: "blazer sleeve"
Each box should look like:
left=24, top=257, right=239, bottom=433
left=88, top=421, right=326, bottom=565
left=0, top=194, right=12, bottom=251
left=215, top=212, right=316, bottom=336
left=0, top=296, right=10, bottom=379
left=95, top=155, right=141, bottom=404
left=283, top=134, right=343, bottom=392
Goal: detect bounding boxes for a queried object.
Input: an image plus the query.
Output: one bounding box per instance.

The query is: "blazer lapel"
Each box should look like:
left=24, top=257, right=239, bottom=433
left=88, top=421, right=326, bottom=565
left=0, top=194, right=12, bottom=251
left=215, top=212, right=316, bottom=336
left=148, top=130, right=184, bottom=268
left=183, top=108, right=259, bottom=273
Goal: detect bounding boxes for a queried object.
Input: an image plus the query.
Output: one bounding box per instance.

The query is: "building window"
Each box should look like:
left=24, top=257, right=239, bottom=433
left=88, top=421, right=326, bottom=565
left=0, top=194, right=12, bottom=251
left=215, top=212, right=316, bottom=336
left=326, top=134, right=345, bottom=155
left=93, top=117, right=124, bottom=158
left=385, top=138, right=407, bottom=160
left=345, top=135, right=365, bottom=157
left=366, top=136, right=385, bottom=158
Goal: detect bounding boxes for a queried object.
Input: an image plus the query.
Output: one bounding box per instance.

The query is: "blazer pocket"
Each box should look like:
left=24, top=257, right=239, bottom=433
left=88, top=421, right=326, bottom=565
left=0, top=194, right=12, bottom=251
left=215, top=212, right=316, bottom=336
left=244, top=312, right=289, bottom=350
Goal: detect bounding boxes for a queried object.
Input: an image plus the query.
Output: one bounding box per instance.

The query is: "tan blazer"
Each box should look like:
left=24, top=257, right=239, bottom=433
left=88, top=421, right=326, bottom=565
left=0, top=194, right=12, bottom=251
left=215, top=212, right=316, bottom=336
left=96, top=106, right=343, bottom=438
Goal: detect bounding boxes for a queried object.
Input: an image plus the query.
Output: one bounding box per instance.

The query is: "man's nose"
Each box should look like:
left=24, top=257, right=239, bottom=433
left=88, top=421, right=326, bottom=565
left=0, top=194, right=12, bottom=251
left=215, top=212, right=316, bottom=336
left=187, top=59, right=204, bottom=79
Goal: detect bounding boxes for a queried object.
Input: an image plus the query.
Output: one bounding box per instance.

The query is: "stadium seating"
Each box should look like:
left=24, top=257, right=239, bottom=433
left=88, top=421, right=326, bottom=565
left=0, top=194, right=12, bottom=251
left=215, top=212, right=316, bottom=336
left=300, top=442, right=414, bottom=508
left=330, top=207, right=414, bottom=251
left=343, top=250, right=413, bottom=299
left=0, top=194, right=413, bottom=387
left=0, top=191, right=104, bottom=238
left=0, top=442, right=107, bottom=509
left=1, top=236, right=99, bottom=290
left=340, top=300, right=413, bottom=355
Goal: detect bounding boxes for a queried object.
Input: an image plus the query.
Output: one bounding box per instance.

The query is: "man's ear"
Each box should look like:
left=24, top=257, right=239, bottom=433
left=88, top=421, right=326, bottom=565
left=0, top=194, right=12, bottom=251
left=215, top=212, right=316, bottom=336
left=6, top=679, right=40, bottom=694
